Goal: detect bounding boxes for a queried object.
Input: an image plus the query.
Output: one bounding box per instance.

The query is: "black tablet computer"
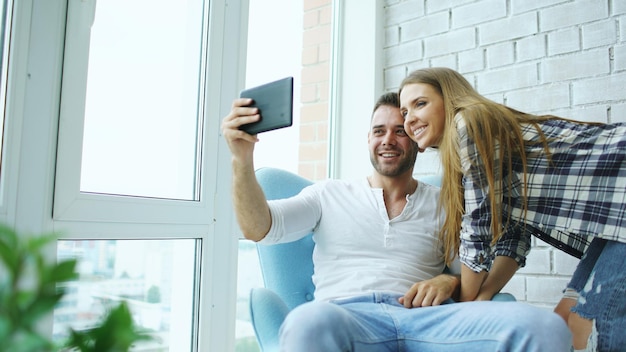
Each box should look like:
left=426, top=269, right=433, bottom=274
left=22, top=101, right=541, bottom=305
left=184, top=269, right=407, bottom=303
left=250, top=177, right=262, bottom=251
left=238, top=76, right=294, bottom=134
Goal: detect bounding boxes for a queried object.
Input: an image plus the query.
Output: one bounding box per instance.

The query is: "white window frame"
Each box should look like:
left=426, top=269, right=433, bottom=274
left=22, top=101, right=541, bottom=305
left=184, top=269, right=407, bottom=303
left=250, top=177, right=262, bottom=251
left=0, top=0, right=20, bottom=225
left=54, top=0, right=215, bottom=228
left=329, top=0, right=384, bottom=180
left=4, top=0, right=249, bottom=350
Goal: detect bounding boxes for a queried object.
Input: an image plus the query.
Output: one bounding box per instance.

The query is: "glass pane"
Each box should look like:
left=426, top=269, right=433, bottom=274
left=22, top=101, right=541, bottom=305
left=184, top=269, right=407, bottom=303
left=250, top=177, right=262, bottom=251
left=235, top=240, right=263, bottom=352
left=53, top=239, right=198, bottom=351
left=246, top=0, right=301, bottom=174
left=79, top=0, right=205, bottom=200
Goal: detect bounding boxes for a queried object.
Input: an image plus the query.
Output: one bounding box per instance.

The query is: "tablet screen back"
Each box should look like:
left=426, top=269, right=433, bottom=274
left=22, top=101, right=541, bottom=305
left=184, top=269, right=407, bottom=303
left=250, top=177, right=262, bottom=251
left=238, top=77, right=293, bottom=134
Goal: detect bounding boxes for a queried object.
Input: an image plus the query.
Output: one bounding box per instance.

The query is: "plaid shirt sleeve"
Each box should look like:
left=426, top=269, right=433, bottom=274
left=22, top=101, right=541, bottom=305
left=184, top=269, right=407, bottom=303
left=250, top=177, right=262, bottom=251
left=457, top=115, right=531, bottom=273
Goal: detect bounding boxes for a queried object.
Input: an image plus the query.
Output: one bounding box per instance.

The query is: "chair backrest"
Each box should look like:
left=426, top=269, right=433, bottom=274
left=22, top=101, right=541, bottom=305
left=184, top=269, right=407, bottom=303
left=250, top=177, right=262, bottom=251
left=416, top=174, right=442, bottom=187
left=255, top=167, right=316, bottom=310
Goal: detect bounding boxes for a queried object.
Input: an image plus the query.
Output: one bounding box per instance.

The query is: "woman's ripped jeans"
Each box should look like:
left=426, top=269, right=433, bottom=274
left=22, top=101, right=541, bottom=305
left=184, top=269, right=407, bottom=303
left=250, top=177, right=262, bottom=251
left=566, top=238, right=626, bottom=352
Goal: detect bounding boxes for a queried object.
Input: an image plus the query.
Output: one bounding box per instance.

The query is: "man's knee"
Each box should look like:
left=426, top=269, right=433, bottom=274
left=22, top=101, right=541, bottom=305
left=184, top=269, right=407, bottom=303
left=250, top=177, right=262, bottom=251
left=283, top=302, right=340, bottom=330
left=492, top=303, right=572, bottom=347
left=513, top=304, right=569, bottom=331
left=280, top=302, right=351, bottom=347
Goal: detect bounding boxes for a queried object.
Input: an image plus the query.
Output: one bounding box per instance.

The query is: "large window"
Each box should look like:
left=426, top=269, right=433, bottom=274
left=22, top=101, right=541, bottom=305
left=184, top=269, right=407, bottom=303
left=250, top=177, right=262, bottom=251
left=50, top=0, right=212, bottom=349
left=78, top=0, right=204, bottom=200
left=0, top=0, right=246, bottom=350
left=54, top=0, right=210, bottom=218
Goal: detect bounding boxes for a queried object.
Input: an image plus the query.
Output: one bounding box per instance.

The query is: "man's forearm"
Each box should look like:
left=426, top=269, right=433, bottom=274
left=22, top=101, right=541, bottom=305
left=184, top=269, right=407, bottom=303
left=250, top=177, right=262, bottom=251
left=232, top=160, right=272, bottom=242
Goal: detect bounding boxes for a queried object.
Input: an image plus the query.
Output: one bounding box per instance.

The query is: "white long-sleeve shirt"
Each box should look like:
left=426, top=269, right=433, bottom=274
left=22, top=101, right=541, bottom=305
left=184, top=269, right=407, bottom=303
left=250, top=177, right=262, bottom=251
left=260, top=178, right=445, bottom=302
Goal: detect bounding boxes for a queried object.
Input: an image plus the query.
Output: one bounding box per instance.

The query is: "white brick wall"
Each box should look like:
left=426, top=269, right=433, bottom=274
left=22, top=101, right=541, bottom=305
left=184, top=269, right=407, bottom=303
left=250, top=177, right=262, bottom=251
left=548, top=28, right=580, bottom=56
left=383, top=0, right=626, bottom=308
left=615, top=44, right=626, bottom=72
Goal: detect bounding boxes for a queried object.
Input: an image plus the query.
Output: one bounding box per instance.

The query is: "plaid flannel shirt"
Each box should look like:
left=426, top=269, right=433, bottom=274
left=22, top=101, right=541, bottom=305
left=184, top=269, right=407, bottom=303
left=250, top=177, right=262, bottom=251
left=458, top=115, right=626, bottom=273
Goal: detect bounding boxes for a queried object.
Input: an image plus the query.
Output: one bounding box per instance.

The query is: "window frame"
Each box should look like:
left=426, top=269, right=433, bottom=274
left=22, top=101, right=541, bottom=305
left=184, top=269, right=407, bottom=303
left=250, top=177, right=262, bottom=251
left=54, top=0, right=215, bottom=226
left=328, top=0, right=383, bottom=180
left=0, top=0, right=18, bottom=225
left=4, top=0, right=249, bottom=351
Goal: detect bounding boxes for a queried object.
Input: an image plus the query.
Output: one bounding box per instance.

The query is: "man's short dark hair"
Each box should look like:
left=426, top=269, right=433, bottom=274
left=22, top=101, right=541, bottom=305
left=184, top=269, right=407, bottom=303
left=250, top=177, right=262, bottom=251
left=372, top=92, right=400, bottom=115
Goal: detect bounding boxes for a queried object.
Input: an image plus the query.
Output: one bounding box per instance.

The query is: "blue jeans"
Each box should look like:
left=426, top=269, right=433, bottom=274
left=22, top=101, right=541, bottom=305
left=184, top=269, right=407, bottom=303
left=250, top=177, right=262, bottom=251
left=279, top=292, right=571, bottom=351
left=567, top=238, right=626, bottom=351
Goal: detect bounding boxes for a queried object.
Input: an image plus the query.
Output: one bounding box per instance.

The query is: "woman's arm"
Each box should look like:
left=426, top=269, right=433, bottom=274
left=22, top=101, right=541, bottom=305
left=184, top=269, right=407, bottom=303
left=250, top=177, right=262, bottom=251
left=457, top=114, right=516, bottom=300
left=460, top=256, right=519, bottom=301
left=475, top=256, right=518, bottom=300
left=457, top=125, right=496, bottom=300
left=460, top=256, right=518, bottom=301
left=456, top=114, right=526, bottom=301
left=460, top=265, right=487, bottom=301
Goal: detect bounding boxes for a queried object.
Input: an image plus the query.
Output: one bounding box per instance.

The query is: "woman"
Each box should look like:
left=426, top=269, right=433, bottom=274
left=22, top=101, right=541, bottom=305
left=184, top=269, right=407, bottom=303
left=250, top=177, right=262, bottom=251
left=398, top=67, right=626, bottom=351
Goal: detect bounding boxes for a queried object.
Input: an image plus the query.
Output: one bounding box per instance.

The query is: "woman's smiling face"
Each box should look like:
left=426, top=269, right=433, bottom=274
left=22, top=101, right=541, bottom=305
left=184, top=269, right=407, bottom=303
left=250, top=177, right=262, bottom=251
left=399, top=83, right=446, bottom=151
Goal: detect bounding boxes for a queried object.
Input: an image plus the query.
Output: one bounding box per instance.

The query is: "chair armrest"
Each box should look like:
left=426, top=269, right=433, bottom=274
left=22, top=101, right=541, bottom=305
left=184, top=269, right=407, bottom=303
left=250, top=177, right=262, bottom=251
left=249, top=287, right=291, bottom=351
left=491, top=292, right=516, bottom=302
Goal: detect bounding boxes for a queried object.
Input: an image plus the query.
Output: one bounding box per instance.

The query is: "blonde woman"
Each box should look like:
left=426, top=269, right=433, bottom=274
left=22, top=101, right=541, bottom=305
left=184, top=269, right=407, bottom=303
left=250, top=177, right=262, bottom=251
left=399, top=67, right=626, bottom=352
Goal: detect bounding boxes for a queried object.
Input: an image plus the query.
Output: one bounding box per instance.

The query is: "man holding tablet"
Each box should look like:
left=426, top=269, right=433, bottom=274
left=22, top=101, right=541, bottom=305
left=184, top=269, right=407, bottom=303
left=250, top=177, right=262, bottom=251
left=238, top=77, right=294, bottom=135
left=221, top=90, right=571, bottom=351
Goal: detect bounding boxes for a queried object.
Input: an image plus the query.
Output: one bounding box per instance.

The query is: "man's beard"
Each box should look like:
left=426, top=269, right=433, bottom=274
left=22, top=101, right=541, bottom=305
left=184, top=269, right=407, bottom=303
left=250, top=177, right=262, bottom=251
left=370, top=147, right=418, bottom=177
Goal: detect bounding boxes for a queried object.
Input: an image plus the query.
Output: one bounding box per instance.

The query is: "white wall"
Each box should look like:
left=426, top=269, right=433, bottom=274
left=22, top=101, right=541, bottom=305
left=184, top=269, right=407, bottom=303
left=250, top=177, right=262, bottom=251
left=382, top=0, right=626, bottom=308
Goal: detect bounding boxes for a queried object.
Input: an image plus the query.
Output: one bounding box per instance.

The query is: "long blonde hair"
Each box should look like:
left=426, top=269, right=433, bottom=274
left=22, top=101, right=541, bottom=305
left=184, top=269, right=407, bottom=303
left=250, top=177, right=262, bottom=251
left=399, top=67, right=556, bottom=265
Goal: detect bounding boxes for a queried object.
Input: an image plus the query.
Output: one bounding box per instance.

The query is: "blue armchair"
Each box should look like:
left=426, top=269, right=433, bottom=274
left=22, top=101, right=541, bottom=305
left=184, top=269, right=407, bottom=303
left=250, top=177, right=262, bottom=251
left=249, top=168, right=514, bottom=351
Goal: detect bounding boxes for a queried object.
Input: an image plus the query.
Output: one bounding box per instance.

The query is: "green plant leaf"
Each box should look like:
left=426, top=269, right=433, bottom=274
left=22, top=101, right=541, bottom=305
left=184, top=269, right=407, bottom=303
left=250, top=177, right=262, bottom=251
left=66, top=301, right=153, bottom=352
left=20, top=294, right=63, bottom=329
left=0, top=231, right=19, bottom=274
left=0, top=316, right=11, bottom=344
left=25, top=233, right=57, bottom=252
left=15, top=290, right=37, bottom=311
left=66, top=329, right=93, bottom=351
left=0, top=223, right=18, bottom=248
left=49, top=259, right=78, bottom=283
left=0, top=224, right=74, bottom=351
left=4, top=330, right=54, bottom=352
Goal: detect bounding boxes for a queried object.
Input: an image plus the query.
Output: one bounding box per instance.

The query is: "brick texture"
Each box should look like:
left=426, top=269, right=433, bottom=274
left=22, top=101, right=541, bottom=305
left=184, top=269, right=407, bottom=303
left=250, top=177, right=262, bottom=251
left=383, top=0, right=625, bottom=307
left=299, top=0, right=332, bottom=180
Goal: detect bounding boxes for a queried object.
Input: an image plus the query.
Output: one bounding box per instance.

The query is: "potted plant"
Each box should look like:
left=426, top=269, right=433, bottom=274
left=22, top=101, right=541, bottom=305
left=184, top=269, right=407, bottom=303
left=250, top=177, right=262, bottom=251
left=0, top=224, right=151, bottom=352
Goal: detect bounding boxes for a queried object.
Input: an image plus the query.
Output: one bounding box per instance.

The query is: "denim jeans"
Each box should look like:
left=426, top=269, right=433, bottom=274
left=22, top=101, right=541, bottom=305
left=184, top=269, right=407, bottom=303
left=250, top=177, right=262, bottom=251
left=568, top=238, right=626, bottom=352
left=279, top=292, right=571, bottom=352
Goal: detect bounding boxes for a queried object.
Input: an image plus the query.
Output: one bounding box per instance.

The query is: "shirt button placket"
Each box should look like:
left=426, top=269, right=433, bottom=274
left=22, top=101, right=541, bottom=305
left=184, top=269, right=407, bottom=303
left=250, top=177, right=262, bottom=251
left=383, top=222, right=391, bottom=247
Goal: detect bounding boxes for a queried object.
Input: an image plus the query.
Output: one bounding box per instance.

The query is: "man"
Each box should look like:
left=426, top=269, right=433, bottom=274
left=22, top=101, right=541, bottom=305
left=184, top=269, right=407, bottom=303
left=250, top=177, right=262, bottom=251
left=221, top=92, right=571, bottom=351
